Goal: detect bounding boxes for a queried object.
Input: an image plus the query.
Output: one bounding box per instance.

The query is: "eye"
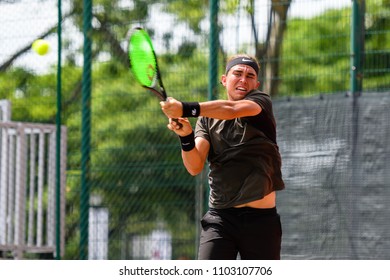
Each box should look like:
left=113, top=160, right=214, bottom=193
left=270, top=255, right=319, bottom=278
left=232, top=71, right=243, bottom=76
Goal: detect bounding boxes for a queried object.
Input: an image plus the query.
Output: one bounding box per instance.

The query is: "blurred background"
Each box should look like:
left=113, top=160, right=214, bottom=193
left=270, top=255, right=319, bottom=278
left=0, top=0, right=389, bottom=260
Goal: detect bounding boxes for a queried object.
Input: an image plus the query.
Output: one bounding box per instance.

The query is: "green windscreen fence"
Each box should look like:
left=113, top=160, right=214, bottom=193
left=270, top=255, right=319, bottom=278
left=0, top=0, right=389, bottom=259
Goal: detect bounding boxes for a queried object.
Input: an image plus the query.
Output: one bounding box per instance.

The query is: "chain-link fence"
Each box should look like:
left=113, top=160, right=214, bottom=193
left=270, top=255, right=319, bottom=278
left=0, top=0, right=389, bottom=259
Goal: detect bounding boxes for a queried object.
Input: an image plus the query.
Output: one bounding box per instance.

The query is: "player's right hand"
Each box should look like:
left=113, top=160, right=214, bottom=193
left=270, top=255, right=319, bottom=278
left=160, top=97, right=182, bottom=119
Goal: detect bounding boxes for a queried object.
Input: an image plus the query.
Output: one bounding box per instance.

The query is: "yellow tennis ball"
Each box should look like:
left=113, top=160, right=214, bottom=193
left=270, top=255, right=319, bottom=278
left=32, top=39, right=50, bottom=56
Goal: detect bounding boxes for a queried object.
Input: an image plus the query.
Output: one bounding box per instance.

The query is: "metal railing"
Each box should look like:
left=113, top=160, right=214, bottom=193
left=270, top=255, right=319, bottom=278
left=0, top=110, right=66, bottom=259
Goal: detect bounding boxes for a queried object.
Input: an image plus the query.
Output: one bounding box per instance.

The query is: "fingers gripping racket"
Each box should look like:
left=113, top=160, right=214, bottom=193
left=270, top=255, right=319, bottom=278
left=128, top=27, right=181, bottom=128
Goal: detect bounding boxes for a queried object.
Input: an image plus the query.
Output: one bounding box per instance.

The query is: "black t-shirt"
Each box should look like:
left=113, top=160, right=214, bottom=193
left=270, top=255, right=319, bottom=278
left=195, top=90, right=285, bottom=209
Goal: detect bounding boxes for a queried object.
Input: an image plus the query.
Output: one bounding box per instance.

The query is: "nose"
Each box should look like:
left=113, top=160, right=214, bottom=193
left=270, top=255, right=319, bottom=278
left=239, top=76, right=248, bottom=84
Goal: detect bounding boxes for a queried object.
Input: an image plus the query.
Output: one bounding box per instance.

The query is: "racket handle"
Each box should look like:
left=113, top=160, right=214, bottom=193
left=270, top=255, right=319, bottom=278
left=172, top=118, right=183, bottom=129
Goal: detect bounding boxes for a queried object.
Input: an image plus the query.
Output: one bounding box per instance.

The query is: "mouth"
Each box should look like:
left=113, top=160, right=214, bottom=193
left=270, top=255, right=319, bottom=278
left=236, top=86, right=248, bottom=93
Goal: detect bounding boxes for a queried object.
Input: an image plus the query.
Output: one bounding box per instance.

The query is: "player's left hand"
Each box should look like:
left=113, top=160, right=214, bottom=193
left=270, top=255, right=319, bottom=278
left=167, top=117, right=192, bottom=136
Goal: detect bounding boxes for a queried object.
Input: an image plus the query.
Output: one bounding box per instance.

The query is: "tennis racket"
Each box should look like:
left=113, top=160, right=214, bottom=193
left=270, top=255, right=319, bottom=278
left=128, top=27, right=182, bottom=128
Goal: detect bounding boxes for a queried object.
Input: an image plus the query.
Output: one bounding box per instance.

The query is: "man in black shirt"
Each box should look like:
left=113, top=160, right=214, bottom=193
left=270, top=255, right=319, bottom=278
left=160, top=54, right=285, bottom=260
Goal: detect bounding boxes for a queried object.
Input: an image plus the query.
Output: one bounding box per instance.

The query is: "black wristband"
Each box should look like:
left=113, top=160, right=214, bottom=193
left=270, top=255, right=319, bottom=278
left=179, top=131, right=195, bottom=152
left=181, top=102, right=200, bottom=118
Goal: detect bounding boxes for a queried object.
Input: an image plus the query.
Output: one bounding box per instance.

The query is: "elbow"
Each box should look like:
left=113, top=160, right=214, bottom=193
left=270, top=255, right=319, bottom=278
left=188, top=171, right=198, bottom=176
left=186, top=167, right=203, bottom=176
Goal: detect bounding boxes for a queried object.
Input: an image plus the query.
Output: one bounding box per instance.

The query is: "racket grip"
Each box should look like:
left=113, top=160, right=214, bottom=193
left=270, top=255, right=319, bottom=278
left=172, top=118, right=183, bottom=129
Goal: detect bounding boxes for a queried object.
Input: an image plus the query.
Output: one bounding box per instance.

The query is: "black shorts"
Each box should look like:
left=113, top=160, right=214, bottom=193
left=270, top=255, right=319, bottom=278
left=198, top=207, right=282, bottom=260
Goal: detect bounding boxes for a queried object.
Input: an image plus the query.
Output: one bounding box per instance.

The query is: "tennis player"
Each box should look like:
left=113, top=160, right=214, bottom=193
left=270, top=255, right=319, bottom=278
left=160, top=54, right=285, bottom=260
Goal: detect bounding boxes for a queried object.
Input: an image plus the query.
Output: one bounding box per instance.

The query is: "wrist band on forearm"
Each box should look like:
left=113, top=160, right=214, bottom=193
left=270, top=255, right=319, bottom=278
left=179, top=131, right=195, bottom=152
left=181, top=102, right=200, bottom=118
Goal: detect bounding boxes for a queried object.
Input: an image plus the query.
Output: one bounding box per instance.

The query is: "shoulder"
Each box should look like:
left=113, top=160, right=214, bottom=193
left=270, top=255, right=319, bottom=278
left=245, top=89, right=271, bottom=101
left=245, top=90, right=272, bottom=110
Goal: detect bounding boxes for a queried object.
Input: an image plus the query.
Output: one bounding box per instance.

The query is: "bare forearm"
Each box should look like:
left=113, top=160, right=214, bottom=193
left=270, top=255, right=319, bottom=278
left=181, top=137, right=209, bottom=176
left=199, top=100, right=260, bottom=119
left=161, top=98, right=261, bottom=120
left=182, top=149, right=204, bottom=176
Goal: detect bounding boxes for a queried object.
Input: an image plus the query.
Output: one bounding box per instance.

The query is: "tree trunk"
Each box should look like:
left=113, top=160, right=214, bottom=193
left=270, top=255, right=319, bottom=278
left=263, top=0, right=291, bottom=97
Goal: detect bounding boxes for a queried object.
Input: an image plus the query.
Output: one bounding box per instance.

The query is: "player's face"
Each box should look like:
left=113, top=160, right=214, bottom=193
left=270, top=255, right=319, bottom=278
left=221, top=64, right=260, bottom=101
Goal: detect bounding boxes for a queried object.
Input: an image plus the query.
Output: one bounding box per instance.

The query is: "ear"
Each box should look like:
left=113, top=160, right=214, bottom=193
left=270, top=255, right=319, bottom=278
left=256, top=80, right=260, bottom=88
left=220, top=75, right=227, bottom=87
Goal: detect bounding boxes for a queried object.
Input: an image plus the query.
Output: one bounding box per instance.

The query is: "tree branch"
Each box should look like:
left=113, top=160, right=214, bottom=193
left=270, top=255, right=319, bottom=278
left=0, top=8, right=75, bottom=72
